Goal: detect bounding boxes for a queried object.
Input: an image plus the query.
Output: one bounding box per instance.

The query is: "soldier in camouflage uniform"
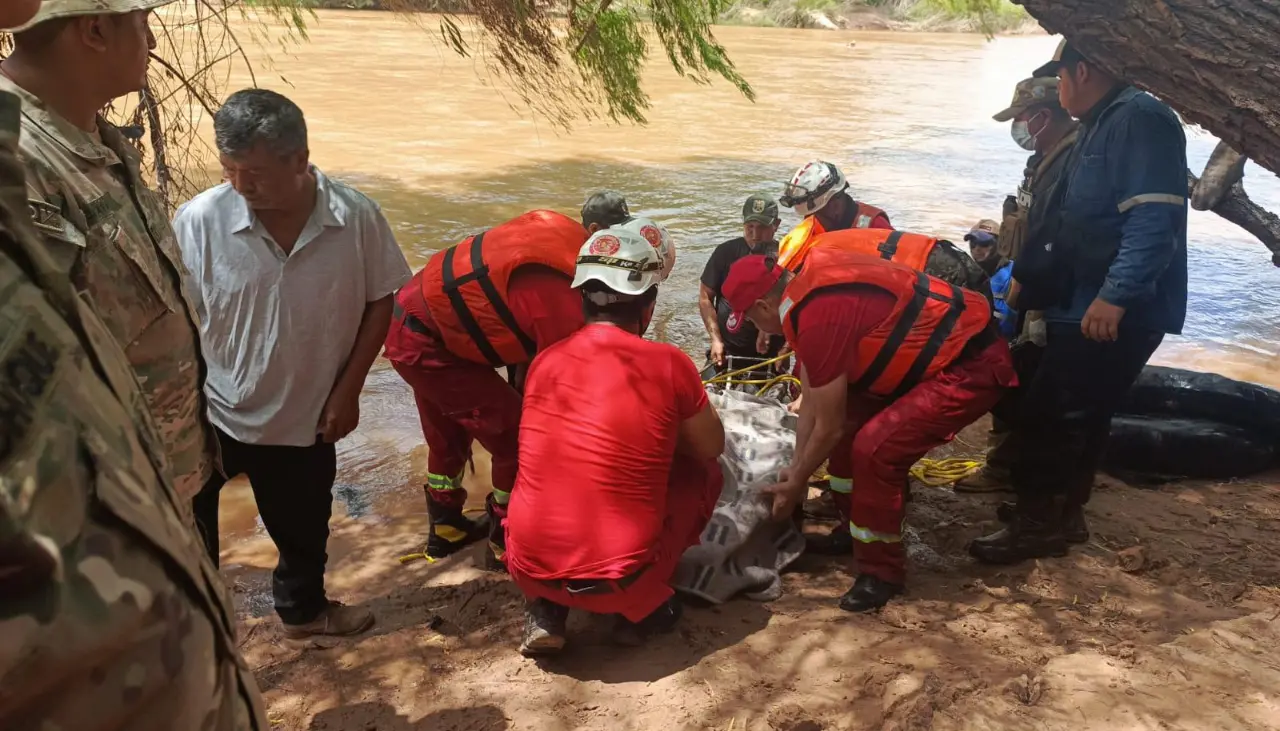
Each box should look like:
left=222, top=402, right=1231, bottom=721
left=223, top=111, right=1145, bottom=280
left=0, top=32, right=268, bottom=730
left=0, top=0, right=214, bottom=500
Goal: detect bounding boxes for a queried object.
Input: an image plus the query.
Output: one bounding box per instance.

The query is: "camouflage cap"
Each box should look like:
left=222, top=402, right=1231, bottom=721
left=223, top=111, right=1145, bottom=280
left=992, top=77, right=1061, bottom=122
left=580, top=190, right=631, bottom=228
left=741, top=194, right=779, bottom=225
left=3, top=0, right=176, bottom=33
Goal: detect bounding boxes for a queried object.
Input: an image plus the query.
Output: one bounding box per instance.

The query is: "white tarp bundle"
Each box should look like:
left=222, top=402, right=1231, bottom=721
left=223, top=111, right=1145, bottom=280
left=672, top=388, right=806, bottom=603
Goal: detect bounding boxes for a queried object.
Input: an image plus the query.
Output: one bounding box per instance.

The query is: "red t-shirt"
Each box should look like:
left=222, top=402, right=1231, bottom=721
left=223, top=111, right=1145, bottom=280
left=506, top=324, right=709, bottom=579
left=386, top=265, right=583, bottom=367
left=791, top=287, right=898, bottom=388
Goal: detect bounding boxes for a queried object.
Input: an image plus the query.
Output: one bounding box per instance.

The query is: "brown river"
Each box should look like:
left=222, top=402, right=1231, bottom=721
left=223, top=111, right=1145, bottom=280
left=197, top=11, right=1280, bottom=576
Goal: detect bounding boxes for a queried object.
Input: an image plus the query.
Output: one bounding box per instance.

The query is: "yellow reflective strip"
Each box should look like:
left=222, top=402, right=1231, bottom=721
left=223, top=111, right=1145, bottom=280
left=849, top=521, right=902, bottom=544
left=828, top=477, right=853, bottom=494
left=1117, top=193, right=1186, bottom=213
left=427, top=471, right=463, bottom=490
left=491, top=489, right=511, bottom=505
left=433, top=524, right=469, bottom=543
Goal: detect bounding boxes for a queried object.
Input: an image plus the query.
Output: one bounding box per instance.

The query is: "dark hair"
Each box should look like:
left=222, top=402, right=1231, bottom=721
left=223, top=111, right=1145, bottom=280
left=581, top=190, right=631, bottom=229
left=214, top=88, right=308, bottom=158
left=581, top=280, right=658, bottom=325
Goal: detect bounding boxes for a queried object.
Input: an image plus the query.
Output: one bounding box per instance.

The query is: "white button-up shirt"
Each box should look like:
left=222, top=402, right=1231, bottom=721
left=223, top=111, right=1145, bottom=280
left=174, top=167, right=412, bottom=446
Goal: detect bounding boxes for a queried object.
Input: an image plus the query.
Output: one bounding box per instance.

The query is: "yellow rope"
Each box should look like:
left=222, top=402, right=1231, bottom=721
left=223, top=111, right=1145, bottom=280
left=704, top=353, right=984, bottom=487
left=909, top=457, right=985, bottom=487
left=702, top=352, right=793, bottom=386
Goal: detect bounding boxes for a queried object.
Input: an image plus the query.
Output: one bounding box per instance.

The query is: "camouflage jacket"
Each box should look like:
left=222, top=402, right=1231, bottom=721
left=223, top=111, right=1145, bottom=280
left=0, top=77, right=213, bottom=499
left=0, top=92, right=267, bottom=730
left=924, top=239, right=994, bottom=303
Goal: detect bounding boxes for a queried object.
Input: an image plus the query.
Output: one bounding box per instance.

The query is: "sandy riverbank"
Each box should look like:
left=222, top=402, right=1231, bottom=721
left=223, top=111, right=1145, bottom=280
left=223, top=416, right=1280, bottom=731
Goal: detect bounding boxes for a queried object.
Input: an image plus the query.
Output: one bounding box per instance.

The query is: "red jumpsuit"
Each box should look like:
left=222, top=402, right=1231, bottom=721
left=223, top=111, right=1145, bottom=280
left=505, top=324, right=722, bottom=621
left=383, top=267, right=583, bottom=510
left=794, top=288, right=1016, bottom=584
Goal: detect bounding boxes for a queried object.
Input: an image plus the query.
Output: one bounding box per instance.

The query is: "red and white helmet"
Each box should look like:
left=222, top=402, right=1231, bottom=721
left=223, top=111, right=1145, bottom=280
left=780, top=160, right=848, bottom=217
left=616, top=215, right=676, bottom=282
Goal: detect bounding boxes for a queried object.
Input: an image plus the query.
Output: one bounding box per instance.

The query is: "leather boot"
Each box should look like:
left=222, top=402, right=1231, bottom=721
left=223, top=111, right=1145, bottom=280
left=996, top=503, right=1089, bottom=544
left=968, top=496, right=1068, bottom=565
left=613, top=596, right=682, bottom=647
left=484, top=493, right=508, bottom=573
left=838, top=574, right=903, bottom=613
left=805, top=526, right=853, bottom=555
left=425, top=495, right=490, bottom=559
left=519, top=599, right=568, bottom=657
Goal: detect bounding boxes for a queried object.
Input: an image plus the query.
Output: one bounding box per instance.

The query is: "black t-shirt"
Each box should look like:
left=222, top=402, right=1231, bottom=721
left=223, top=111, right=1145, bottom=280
left=700, top=237, right=785, bottom=358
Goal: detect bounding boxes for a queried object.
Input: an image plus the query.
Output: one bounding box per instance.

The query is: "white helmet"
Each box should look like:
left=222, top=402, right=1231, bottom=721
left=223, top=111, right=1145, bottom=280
left=571, top=228, right=664, bottom=299
left=615, top=215, right=676, bottom=282
left=780, top=160, right=848, bottom=217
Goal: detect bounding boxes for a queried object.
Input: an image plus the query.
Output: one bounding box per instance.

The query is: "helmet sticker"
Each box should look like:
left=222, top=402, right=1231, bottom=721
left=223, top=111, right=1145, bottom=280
left=639, top=225, right=663, bottom=249
left=590, top=235, right=622, bottom=256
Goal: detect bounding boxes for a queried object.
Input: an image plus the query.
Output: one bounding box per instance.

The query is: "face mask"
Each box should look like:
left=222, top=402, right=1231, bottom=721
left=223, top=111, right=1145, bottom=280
left=1011, top=120, right=1036, bottom=151
left=1011, top=111, right=1048, bottom=151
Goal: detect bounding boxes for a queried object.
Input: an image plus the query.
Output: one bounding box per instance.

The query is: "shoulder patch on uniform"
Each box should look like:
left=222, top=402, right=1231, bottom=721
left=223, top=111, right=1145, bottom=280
left=27, top=199, right=62, bottom=235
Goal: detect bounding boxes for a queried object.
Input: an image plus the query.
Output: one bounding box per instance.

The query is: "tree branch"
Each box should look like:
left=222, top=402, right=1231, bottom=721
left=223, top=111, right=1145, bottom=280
left=1188, top=170, right=1280, bottom=267
left=573, top=0, right=615, bottom=56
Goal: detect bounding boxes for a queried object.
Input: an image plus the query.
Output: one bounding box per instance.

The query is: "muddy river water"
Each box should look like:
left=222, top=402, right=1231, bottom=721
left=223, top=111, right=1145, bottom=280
left=201, top=11, right=1280, bottom=557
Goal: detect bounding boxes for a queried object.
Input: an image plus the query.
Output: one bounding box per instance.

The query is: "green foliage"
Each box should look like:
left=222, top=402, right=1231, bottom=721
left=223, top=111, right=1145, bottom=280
left=572, top=5, right=649, bottom=122
left=646, top=0, right=755, bottom=107
left=241, top=0, right=755, bottom=127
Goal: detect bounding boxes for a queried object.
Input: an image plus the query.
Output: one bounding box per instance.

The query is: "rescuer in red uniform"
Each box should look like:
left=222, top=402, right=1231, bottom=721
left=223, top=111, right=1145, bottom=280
left=505, top=228, right=725, bottom=655
left=384, top=210, right=589, bottom=564
left=721, top=249, right=1016, bottom=611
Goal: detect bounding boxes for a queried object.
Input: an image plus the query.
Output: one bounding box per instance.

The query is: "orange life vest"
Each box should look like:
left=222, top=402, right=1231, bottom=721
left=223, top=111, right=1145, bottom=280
left=419, top=210, right=587, bottom=366
left=777, top=204, right=892, bottom=270
left=780, top=247, right=992, bottom=397
left=780, top=226, right=941, bottom=274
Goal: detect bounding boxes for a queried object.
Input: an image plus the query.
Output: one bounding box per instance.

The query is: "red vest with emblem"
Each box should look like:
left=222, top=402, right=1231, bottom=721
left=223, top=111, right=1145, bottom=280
left=418, top=210, right=587, bottom=366
left=780, top=247, right=992, bottom=397
left=851, top=201, right=888, bottom=229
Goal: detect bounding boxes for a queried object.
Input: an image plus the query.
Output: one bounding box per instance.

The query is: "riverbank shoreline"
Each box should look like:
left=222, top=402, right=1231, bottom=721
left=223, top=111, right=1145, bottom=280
left=266, top=0, right=1039, bottom=34
left=224, top=413, right=1280, bottom=731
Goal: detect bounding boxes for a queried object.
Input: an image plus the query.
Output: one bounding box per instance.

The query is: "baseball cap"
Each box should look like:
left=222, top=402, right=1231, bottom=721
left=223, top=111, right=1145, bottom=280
left=992, top=77, right=1061, bottom=122
left=964, top=230, right=997, bottom=247
left=4, top=0, right=176, bottom=33
left=970, top=219, right=1000, bottom=236
left=721, top=254, right=783, bottom=333
left=1033, top=38, right=1087, bottom=78
left=571, top=228, right=663, bottom=297
left=742, top=194, right=780, bottom=225
left=580, top=190, right=631, bottom=228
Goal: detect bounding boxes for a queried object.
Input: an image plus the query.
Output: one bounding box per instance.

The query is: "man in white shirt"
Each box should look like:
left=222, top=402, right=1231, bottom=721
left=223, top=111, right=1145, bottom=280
left=175, top=89, right=411, bottom=640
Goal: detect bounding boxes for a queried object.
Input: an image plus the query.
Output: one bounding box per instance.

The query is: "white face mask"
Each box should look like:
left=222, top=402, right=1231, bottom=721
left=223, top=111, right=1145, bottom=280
left=1010, top=110, right=1048, bottom=151
left=1011, top=120, right=1036, bottom=151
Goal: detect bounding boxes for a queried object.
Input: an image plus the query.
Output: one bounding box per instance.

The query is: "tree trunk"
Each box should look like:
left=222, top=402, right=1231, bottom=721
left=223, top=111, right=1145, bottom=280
left=1014, top=0, right=1280, bottom=177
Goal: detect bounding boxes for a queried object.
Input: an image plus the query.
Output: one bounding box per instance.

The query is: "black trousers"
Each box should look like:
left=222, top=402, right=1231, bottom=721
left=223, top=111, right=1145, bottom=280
left=193, top=427, right=336, bottom=625
left=986, top=340, right=1047, bottom=475
left=1003, top=323, right=1163, bottom=506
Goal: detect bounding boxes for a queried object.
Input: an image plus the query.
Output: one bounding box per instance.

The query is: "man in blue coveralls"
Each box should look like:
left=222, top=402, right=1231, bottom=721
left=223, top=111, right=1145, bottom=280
left=970, top=39, right=1189, bottom=564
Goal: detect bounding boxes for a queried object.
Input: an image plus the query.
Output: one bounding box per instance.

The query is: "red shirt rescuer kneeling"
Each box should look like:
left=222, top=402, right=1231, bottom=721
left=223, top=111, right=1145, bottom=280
left=505, top=228, right=726, bottom=657
left=721, top=249, right=1017, bottom=611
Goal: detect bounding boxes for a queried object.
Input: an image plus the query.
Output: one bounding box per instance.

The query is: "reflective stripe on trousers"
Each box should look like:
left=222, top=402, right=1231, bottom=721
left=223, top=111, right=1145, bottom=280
left=426, top=469, right=465, bottom=491
left=849, top=520, right=903, bottom=544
